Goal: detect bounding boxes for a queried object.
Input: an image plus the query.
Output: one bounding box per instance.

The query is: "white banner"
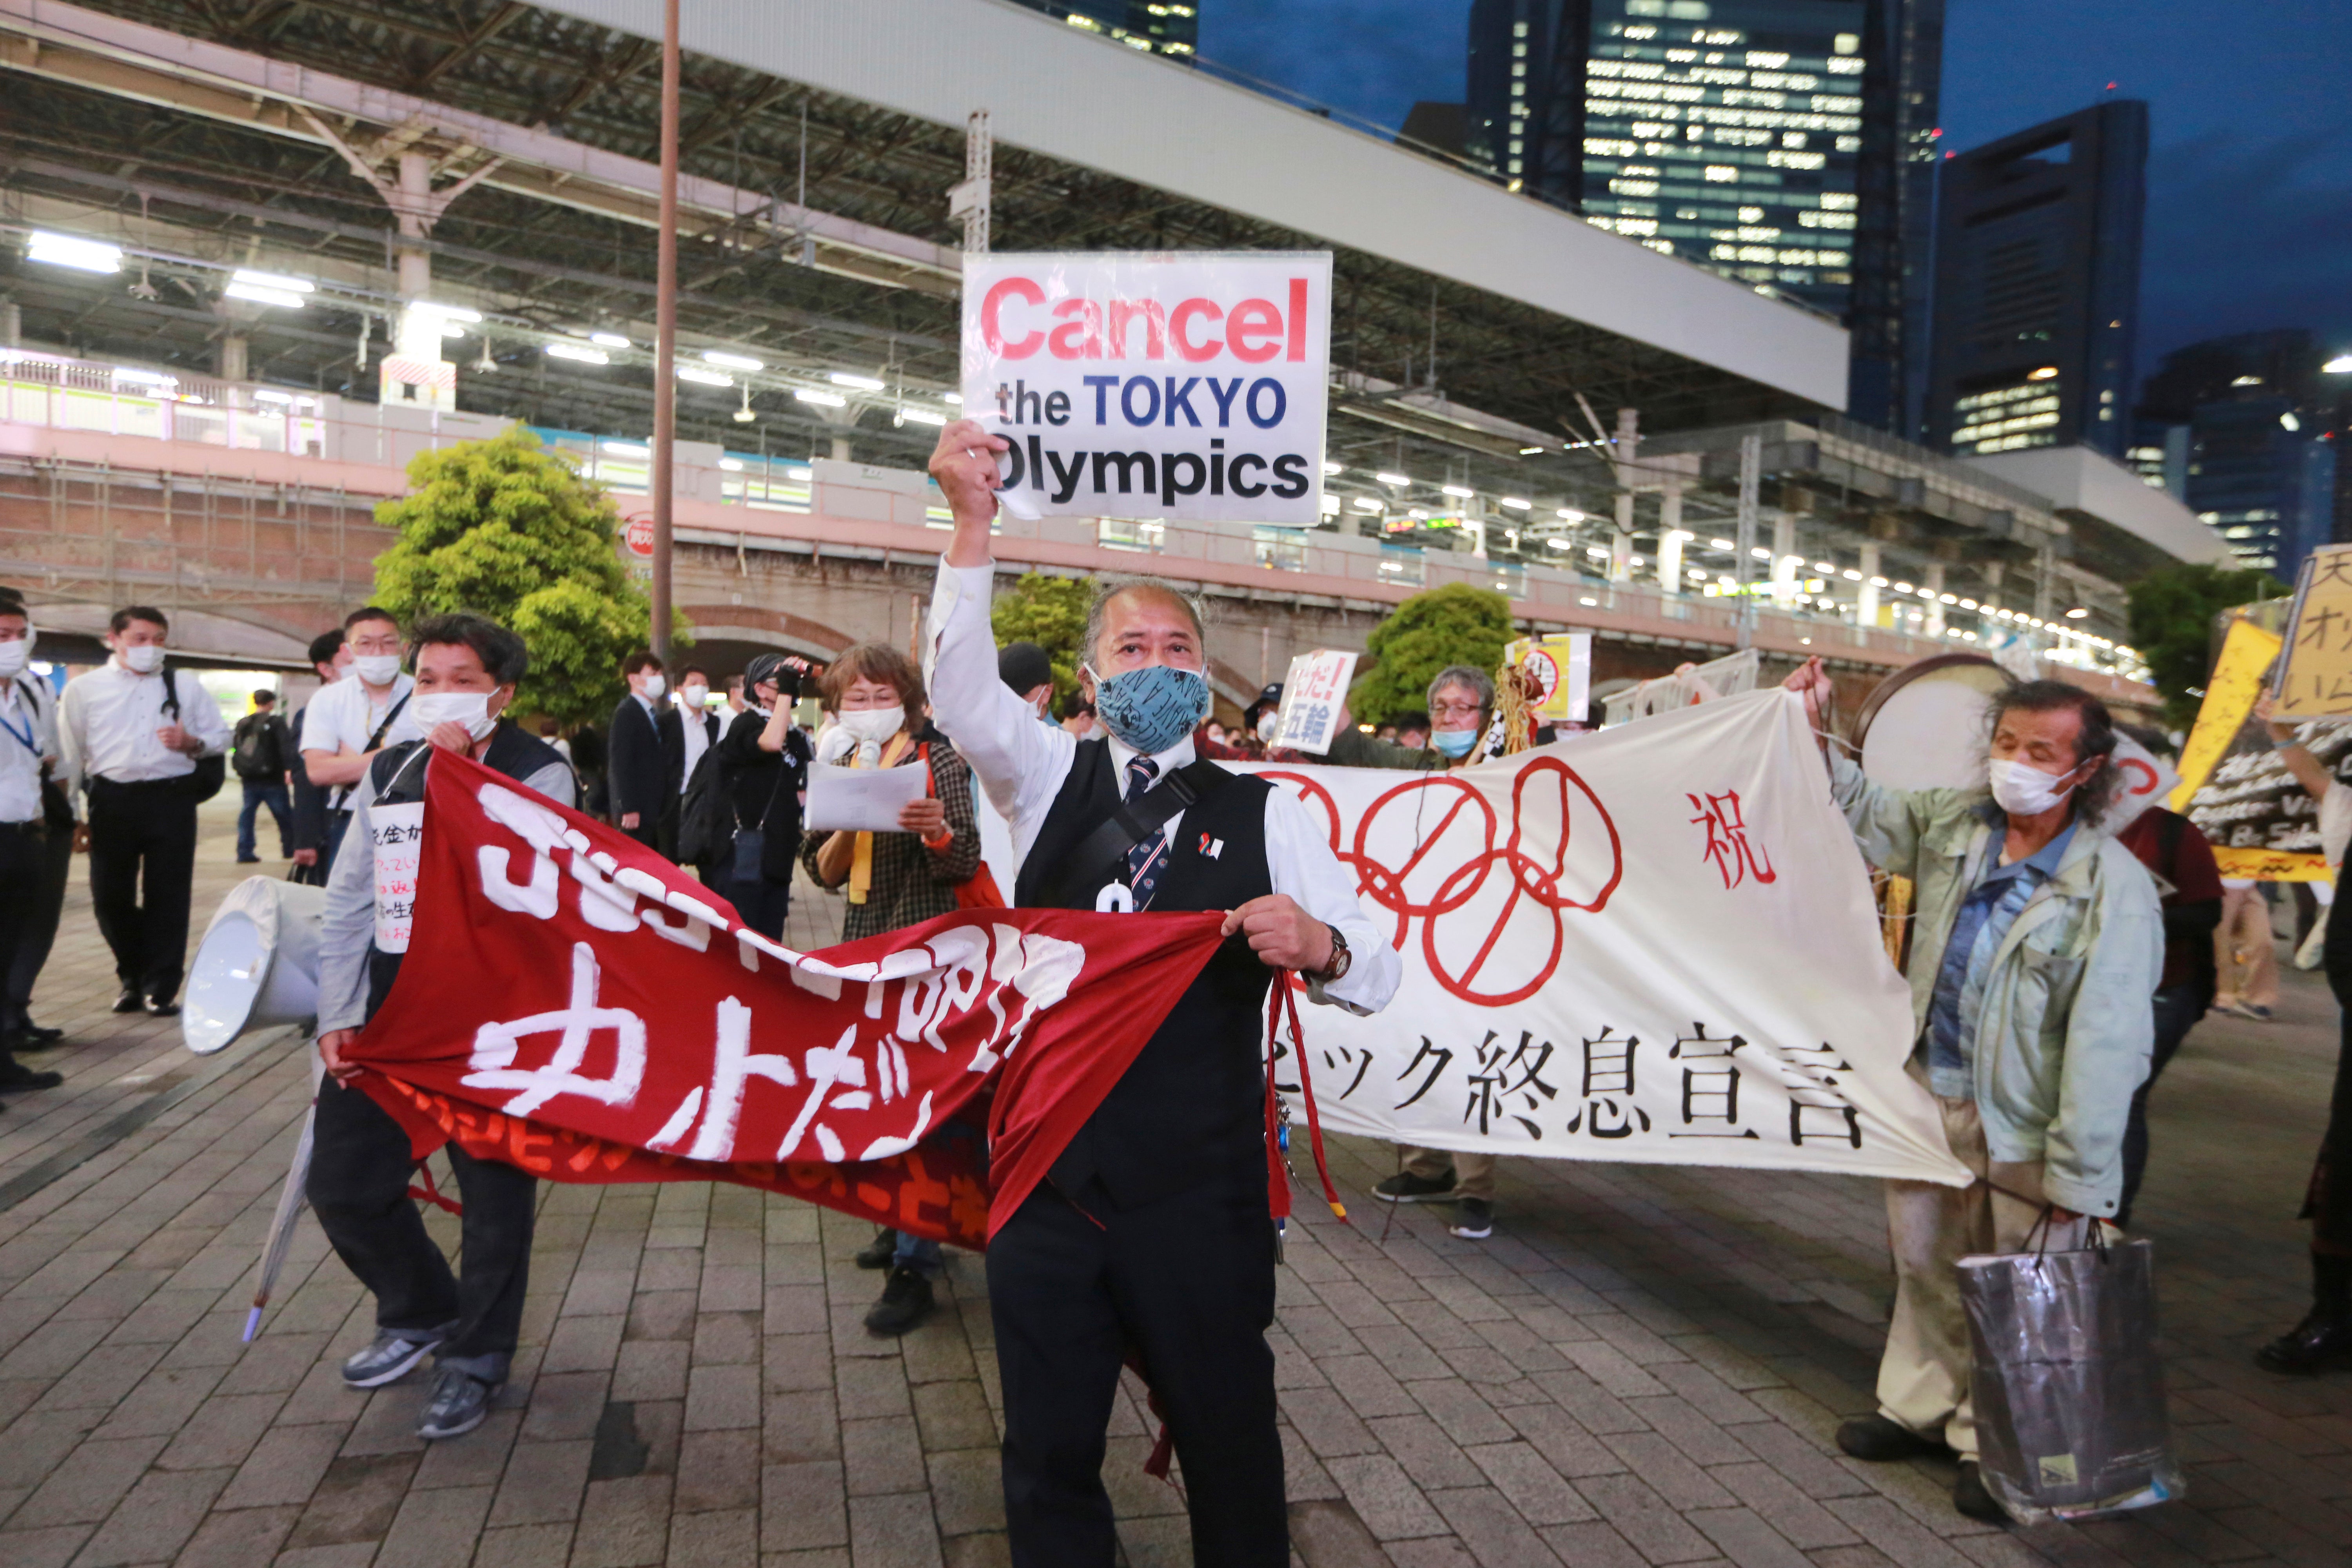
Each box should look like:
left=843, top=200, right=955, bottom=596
left=960, top=251, right=1332, bottom=524
left=1254, top=689, right=1971, bottom=1187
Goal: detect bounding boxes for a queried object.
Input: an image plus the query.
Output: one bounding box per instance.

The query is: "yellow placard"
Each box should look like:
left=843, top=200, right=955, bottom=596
left=2169, top=617, right=2283, bottom=812
left=2212, top=847, right=2333, bottom=882
left=2278, top=546, right=2352, bottom=719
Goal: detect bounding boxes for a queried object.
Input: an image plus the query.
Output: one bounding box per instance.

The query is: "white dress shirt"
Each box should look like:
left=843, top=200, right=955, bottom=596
left=678, top=704, right=715, bottom=792
left=0, top=674, right=57, bottom=824
left=59, top=659, right=232, bottom=797
left=301, top=672, right=423, bottom=805
left=925, top=560, right=1400, bottom=1015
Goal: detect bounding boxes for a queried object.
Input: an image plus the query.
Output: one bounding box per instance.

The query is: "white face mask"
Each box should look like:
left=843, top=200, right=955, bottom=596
left=352, top=653, right=403, bottom=687
left=640, top=673, right=666, bottom=701
left=681, top=683, right=709, bottom=709
left=411, top=690, right=499, bottom=741
left=1987, top=757, right=2080, bottom=819
left=120, top=643, right=164, bottom=674
left=837, top=706, right=905, bottom=748
left=0, top=633, right=29, bottom=677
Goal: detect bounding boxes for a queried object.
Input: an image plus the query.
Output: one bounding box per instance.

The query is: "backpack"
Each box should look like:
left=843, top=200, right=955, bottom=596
left=232, top=713, right=279, bottom=780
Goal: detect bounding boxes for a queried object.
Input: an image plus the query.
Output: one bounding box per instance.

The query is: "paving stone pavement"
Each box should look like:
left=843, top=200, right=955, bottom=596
left=1, top=797, right=2349, bottom=1566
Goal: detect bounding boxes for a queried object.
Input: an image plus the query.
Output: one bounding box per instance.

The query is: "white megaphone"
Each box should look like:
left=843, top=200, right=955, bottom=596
left=182, top=877, right=328, bottom=1054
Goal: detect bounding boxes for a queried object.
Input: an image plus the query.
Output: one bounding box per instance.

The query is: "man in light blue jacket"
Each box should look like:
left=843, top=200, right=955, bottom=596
left=1786, top=659, right=2161, bottom=1522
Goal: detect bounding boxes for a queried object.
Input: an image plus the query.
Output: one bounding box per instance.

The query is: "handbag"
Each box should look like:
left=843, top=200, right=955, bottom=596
left=1959, top=1221, right=2183, bottom=1524
left=162, top=669, right=227, bottom=803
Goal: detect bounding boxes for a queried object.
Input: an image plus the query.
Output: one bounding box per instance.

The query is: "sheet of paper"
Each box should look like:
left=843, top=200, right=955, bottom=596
left=805, top=760, right=929, bottom=833
left=1273, top=649, right=1359, bottom=754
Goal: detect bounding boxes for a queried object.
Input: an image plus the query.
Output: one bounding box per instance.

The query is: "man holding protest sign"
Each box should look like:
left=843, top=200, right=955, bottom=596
left=1785, top=657, right=2159, bottom=1520
left=925, top=413, right=1398, bottom=1568
left=309, top=613, right=573, bottom=1441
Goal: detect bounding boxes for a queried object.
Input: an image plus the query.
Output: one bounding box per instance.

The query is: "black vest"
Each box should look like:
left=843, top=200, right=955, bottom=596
left=363, top=724, right=570, bottom=1022
left=1016, top=740, right=1275, bottom=1210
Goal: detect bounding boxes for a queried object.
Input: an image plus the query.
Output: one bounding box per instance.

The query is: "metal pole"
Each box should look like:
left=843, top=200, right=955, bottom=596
left=650, top=0, right=680, bottom=665
left=1735, top=432, right=1760, bottom=650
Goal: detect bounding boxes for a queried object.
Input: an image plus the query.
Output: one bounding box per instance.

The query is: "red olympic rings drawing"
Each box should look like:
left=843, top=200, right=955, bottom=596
left=1261, top=759, right=1623, bottom=1005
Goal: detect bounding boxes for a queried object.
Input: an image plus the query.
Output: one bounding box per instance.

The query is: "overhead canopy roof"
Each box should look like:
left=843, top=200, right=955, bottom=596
left=1964, top=445, right=2233, bottom=570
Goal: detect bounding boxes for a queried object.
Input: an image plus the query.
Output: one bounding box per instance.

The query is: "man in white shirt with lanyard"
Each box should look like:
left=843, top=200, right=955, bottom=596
left=302, top=606, right=423, bottom=877
left=924, top=419, right=1401, bottom=1568
left=58, top=605, right=232, bottom=1017
left=0, top=591, right=66, bottom=1091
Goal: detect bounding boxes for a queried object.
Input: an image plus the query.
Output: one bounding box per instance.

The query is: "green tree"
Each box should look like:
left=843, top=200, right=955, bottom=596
left=989, top=571, right=1092, bottom=706
left=2126, top=560, right=2280, bottom=727
left=371, top=425, right=657, bottom=729
left=1348, top=582, right=1516, bottom=720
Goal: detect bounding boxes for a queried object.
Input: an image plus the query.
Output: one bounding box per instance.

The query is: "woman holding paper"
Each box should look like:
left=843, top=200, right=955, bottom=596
left=800, top=642, right=982, bottom=1336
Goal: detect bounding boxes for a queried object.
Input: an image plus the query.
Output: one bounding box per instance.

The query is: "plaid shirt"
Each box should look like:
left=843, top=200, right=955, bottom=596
left=802, top=733, right=983, bottom=942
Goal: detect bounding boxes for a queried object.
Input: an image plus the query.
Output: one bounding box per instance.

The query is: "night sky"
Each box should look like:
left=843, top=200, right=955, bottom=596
left=1206, top=0, right=2352, bottom=391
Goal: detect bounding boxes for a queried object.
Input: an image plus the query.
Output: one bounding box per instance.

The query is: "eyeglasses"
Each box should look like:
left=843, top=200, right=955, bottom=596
left=1430, top=700, right=1483, bottom=719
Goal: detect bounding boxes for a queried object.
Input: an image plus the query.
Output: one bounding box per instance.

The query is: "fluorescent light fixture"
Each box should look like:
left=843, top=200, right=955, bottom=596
left=1559, top=508, right=1586, bottom=523
left=1441, top=484, right=1475, bottom=499
left=677, top=367, right=733, bottom=387
left=546, top=343, right=610, bottom=365
left=1319, top=494, right=1341, bottom=514
left=251, top=390, right=295, bottom=405
left=601, top=440, right=649, bottom=456
left=1813, top=561, right=1836, bottom=573
left=2327, top=354, right=2352, bottom=374
left=1586, top=545, right=1609, bottom=559
left=1499, top=497, right=1532, bottom=510
left=1322, top=461, right=1344, bottom=475
left=829, top=371, right=885, bottom=390
left=1751, top=547, right=1773, bottom=560
left=225, top=283, right=307, bottom=308
left=26, top=231, right=120, bottom=272
left=110, top=367, right=176, bottom=386
left=1579, top=596, right=1599, bottom=607
left=589, top=332, right=632, bottom=349
left=1842, top=569, right=1863, bottom=581
left=1960, top=598, right=1979, bottom=610
left=719, top=458, right=745, bottom=472
left=1869, top=575, right=1889, bottom=587
left=1667, top=530, right=1695, bottom=542
left=1376, top=472, right=1412, bottom=486
left=793, top=387, right=847, bottom=407
left=1519, top=445, right=1545, bottom=454
left=898, top=407, right=947, bottom=426
left=702, top=350, right=763, bottom=372
left=1350, top=496, right=1383, bottom=513
left=2065, top=606, right=2089, bottom=619
left=410, top=303, right=481, bottom=323
left=232, top=269, right=314, bottom=295
left=942, top=391, right=963, bottom=404
left=1893, top=581, right=1914, bottom=593
left=2026, top=366, right=2058, bottom=381
left=1939, top=593, right=1958, bottom=604
left=1546, top=538, right=1570, bottom=549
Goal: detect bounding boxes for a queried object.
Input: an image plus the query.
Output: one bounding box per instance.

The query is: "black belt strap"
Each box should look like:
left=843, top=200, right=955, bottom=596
left=1031, top=756, right=1234, bottom=910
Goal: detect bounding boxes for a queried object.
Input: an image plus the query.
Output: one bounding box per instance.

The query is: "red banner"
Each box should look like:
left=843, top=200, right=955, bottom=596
left=345, top=748, right=1225, bottom=1247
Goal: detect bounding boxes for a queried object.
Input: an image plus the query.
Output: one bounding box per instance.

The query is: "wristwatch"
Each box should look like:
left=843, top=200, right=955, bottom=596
left=1317, top=923, right=1352, bottom=984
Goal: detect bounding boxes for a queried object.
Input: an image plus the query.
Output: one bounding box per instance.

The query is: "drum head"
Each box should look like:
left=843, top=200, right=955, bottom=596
left=183, top=912, right=263, bottom=1055
left=1851, top=654, right=2015, bottom=794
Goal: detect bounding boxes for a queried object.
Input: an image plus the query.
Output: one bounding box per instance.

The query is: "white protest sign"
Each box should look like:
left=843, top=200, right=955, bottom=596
left=1273, top=649, right=1359, bottom=755
left=1243, top=689, right=1972, bottom=1187
left=369, top=802, right=425, bottom=954
left=960, top=251, right=1332, bottom=524
left=2105, top=734, right=2183, bottom=834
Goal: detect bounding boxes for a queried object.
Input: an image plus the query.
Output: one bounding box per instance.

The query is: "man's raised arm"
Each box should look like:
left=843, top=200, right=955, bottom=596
left=922, top=419, right=1072, bottom=837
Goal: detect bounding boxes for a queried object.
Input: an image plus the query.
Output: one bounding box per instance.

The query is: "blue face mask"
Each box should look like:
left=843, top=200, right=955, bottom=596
left=1431, top=726, right=1479, bottom=759
left=1088, top=663, right=1210, bottom=755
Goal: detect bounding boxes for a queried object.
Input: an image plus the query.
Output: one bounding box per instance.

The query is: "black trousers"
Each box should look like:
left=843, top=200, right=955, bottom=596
left=987, top=1174, right=1287, bottom=1568
left=307, top=1077, right=539, bottom=1381
left=2116, top=981, right=2210, bottom=1229
left=85, top=777, right=198, bottom=999
left=0, top=825, right=44, bottom=1038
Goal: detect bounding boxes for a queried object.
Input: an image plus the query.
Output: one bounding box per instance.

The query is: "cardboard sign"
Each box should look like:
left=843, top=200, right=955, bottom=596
left=1272, top=649, right=1359, bottom=755
left=2277, top=546, right=2352, bottom=719
left=960, top=251, right=1332, bottom=524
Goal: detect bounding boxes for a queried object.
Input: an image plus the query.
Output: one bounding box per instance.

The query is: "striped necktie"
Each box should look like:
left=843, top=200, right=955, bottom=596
left=1123, top=756, right=1168, bottom=911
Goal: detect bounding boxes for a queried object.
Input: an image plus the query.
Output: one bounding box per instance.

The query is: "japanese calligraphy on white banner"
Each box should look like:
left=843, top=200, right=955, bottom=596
left=1249, top=689, right=1973, bottom=1187
left=961, top=251, right=1332, bottom=524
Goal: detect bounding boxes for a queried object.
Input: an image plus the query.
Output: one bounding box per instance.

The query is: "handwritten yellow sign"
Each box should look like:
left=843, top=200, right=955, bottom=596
left=2170, top=616, right=2282, bottom=812
left=2278, top=545, right=2352, bottom=719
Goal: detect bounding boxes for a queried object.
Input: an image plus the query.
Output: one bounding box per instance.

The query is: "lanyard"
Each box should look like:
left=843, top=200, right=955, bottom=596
left=0, top=690, right=35, bottom=757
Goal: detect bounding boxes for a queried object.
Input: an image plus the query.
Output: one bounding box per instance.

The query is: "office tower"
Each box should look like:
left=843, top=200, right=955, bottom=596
left=1006, top=0, right=1197, bottom=56
left=1464, top=0, right=1942, bottom=432
left=2139, top=330, right=2349, bottom=576
left=1924, top=100, right=2147, bottom=461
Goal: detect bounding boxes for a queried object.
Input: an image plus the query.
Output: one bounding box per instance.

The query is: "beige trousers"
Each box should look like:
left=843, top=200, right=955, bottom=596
left=2214, top=884, right=2279, bottom=1010
left=1400, top=1145, right=1496, bottom=1201
left=1877, top=1082, right=2092, bottom=1459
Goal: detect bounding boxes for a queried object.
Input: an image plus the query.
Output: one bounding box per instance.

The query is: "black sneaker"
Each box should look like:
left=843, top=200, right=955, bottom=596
left=1373, top=1172, right=1458, bottom=1204
left=855, top=1228, right=898, bottom=1270
left=340, top=1328, right=447, bottom=1388
left=0, top=1055, right=63, bottom=1091
left=146, top=996, right=181, bottom=1018
left=416, top=1366, right=498, bottom=1440
left=19, top=1021, right=64, bottom=1045
left=1953, top=1461, right=2007, bottom=1523
left=1448, top=1198, right=1494, bottom=1240
left=863, top=1267, right=936, bottom=1336
left=112, top=986, right=145, bottom=1014
left=1836, top=1414, right=1949, bottom=1462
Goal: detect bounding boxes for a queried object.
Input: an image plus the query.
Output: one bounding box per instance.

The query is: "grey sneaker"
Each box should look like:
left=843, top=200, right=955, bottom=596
left=1448, top=1198, right=1494, bottom=1240
left=416, top=1366, right=498, bottom=1440
left=340, top=1328, right=447, bottom=1389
